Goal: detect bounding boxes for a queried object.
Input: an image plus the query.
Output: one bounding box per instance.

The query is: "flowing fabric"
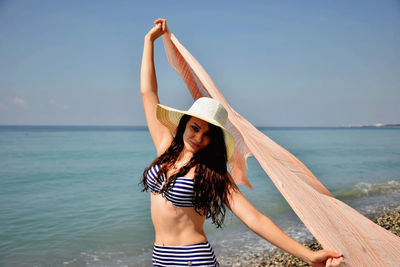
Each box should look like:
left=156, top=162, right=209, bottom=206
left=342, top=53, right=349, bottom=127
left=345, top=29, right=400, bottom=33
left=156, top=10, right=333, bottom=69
left=161, top=32, right=400, bottom=266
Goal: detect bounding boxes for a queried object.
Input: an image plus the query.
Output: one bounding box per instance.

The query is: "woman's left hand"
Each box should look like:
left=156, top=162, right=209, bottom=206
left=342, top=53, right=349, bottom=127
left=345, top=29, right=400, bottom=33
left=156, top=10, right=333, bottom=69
left=145, top=18, right=169, bottom=42
left=307, top=250, right=343, bottom=267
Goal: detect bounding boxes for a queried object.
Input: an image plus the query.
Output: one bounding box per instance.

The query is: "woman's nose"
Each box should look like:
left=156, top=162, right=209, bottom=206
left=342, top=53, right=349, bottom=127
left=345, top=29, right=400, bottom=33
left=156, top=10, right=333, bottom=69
left=194, top=133, right=203, bottom=143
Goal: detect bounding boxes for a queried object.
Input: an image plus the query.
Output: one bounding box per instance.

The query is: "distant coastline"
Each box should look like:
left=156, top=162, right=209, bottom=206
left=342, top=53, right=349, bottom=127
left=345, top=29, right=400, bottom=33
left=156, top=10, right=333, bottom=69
left=338, top=123, right=400, bottom=128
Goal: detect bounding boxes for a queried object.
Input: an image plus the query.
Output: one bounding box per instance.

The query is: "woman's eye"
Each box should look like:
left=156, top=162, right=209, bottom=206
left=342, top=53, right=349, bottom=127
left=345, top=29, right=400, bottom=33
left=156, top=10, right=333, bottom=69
left=191, top=126, right=199, bottom=132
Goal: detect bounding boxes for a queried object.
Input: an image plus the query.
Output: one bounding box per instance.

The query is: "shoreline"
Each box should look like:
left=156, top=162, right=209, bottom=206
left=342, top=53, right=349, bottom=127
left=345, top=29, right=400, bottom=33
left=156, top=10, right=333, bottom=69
left=217, top=204, right=400, bottom=266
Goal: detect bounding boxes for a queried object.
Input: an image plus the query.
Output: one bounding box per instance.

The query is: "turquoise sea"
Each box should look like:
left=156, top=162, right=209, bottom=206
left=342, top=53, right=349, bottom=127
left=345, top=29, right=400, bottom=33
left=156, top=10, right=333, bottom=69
left=1, top=126, right=399, bottom=266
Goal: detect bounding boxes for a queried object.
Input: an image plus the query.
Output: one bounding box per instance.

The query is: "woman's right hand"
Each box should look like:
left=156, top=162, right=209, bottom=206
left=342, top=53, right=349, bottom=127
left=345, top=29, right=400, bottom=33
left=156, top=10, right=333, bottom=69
left=145, top=18, right=169, bottom=42
left=306, top=249, right=343, bottom=267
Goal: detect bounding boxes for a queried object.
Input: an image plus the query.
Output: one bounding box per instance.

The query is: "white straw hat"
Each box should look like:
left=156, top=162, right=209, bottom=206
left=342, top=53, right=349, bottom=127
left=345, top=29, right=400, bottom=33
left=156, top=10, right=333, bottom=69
left=156, top=97, right=235, bottom=162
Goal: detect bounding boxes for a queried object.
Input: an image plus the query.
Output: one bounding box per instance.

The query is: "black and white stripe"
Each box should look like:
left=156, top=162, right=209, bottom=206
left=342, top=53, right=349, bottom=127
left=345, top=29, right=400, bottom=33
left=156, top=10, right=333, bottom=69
left=152, top=242, right=219, bottom=266
left=146, top=165, right=195, bottom=207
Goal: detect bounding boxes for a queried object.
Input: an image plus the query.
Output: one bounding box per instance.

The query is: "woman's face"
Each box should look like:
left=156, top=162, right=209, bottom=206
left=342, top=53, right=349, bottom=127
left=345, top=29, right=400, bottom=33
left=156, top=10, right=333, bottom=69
left=183, top=117, right=211, bottom=154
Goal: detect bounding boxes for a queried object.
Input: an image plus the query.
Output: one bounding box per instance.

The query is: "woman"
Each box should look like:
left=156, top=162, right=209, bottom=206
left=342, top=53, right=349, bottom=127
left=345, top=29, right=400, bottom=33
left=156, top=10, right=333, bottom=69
left=141, top=18, right=343, bottom=267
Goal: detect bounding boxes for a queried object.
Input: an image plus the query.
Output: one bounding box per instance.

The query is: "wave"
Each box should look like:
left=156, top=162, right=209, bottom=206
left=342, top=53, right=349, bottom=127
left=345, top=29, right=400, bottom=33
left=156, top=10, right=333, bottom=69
left=333, top=180, right=400, bottom=200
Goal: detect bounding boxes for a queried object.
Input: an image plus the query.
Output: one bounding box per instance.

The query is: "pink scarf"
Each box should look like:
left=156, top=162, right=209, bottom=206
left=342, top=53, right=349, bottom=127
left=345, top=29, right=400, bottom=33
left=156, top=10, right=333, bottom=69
left=162, top=32, right=400, bottom=266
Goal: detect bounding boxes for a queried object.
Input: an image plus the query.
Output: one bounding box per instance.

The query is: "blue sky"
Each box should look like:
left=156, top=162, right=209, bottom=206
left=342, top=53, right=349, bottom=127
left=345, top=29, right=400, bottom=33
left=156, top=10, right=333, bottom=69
left=0, top=0, right=399, bottom=126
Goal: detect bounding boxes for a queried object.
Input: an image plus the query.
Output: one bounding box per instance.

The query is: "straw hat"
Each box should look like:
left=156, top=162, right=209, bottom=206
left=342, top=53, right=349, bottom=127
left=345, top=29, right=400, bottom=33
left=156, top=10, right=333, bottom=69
left=156, top=97, right=235, bottom=162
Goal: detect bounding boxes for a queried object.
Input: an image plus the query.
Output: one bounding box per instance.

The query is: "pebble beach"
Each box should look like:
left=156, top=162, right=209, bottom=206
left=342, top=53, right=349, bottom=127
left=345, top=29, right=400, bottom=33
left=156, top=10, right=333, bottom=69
left=217, top=205, right=400, bottom=267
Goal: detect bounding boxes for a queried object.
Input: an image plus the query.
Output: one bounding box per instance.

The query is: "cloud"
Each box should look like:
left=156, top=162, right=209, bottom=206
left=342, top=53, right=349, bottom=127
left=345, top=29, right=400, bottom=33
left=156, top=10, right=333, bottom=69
left=10, top=97, right=28, bottom=109
left=49, top=99, right=70, bottom=110
left=0, top=97, right=28, bottom=111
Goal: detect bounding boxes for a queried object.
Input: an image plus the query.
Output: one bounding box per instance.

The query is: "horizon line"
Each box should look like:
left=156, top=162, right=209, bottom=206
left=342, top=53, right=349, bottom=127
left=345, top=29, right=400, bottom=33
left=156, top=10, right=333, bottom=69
left=0, top=124, right=399, bottom=128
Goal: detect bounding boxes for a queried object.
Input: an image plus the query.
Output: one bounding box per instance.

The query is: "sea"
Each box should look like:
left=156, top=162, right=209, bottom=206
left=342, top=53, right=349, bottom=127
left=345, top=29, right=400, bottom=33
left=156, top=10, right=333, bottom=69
left=0, top=125, right=399, bottom=266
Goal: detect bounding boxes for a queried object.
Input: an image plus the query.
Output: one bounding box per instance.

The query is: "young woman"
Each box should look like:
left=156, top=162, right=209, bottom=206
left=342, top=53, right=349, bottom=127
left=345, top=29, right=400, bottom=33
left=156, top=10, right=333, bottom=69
left=140, top=18, right=344, bottom=267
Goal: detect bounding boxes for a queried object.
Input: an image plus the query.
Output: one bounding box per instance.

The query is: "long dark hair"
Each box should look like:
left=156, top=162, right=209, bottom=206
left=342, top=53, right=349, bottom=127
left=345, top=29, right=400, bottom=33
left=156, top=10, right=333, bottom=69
left=141, top=114, right=238, bottom=228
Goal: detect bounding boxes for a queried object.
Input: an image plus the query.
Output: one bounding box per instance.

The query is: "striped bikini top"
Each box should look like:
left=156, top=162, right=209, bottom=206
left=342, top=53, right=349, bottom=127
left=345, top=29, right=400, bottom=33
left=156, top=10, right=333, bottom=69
left=146, top=164, right=195, bottom=207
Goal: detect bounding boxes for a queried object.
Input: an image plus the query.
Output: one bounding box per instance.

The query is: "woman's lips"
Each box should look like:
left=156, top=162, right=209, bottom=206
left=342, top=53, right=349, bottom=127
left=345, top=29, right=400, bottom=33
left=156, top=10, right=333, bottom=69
left=190, top=141, right=200, bottom=148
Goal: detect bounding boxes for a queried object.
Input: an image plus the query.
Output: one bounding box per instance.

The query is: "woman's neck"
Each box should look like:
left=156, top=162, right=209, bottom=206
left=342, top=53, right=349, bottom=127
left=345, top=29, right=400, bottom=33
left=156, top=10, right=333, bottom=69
left=176, top=148, right=193, bottom=165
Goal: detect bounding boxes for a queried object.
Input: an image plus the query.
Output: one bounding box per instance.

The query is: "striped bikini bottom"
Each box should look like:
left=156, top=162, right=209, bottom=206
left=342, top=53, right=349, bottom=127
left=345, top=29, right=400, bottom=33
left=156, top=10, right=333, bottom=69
left=152, top=241, right=220, bottom=266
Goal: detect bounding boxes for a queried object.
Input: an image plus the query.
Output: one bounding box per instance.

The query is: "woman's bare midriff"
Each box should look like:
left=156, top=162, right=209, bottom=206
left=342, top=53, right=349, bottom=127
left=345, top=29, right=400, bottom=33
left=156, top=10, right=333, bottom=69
left=150, top=193, right=207, bottom=246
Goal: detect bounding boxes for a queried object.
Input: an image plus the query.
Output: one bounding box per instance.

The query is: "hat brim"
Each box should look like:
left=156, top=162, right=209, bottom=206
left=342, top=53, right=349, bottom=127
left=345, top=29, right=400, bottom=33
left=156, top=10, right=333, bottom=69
left=156, top=103, right=235, bottom=162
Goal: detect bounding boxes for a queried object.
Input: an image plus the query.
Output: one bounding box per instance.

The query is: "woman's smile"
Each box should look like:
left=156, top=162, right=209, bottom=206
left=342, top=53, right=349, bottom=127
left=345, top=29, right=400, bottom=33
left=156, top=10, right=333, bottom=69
left=189, top=140, right=200, bottom=148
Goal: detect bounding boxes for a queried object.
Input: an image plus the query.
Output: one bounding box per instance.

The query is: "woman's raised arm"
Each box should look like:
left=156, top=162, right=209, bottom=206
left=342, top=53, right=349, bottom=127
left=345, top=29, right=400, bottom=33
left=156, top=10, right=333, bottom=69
left=227, top=188, right=344, bottom=267
left=140, top=19, right=173, bottom=155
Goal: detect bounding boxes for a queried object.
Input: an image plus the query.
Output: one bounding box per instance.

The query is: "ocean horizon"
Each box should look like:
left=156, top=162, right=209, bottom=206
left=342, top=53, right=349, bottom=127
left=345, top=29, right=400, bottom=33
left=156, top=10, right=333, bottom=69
left=2, top=124, right=399, bottom=137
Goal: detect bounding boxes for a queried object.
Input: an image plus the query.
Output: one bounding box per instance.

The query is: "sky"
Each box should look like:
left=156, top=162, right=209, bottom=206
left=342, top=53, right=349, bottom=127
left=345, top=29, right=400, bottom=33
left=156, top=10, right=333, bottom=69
left=0, top=0, right=399, bottom=127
